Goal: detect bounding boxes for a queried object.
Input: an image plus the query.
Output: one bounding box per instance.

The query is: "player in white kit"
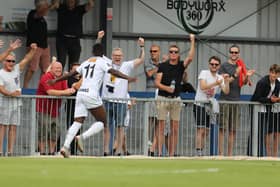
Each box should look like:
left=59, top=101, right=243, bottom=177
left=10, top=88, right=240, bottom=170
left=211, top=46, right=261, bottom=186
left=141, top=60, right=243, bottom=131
left=49, top=43, right=136, bottom=158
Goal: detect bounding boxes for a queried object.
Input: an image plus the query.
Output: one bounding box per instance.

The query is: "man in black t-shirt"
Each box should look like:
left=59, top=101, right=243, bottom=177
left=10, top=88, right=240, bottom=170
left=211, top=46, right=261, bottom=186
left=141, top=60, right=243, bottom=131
left=51, top=0, right=94, bottom=70
left=23, top=0, right=55, bottom=88
left=155, top=34, right=195, bottom=156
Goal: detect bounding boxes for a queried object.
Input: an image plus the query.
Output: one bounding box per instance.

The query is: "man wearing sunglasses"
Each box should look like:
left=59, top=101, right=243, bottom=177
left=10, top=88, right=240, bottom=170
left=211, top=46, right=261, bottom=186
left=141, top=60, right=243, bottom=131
left=193, top=56, right=230, bottom=156
left=155, top=34, right=195, bottom=157
left=218, top=45, right=255, bottom=156
left=144, top=44, right=161, bottom=156
left=0, top=43, right=37, bottom=156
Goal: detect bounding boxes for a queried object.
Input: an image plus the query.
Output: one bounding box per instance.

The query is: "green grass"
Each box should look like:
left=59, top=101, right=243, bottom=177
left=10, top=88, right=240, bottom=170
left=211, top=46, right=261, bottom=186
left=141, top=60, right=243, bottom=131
left=0, top=157, right=279, bottom=187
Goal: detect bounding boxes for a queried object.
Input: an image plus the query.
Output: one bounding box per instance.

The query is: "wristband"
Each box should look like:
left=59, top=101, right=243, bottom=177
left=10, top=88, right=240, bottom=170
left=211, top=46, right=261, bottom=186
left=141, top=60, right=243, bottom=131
left=140, top=45, right=144, bottom=48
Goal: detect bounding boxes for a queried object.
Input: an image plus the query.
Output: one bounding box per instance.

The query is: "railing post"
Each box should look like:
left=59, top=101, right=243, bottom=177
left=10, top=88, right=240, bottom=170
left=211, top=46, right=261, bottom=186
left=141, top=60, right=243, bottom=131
left=143, top=100, right=150, bottom=156
left=30, top=98, right=36, bottom=155
left=252, top=104, right=259, bottom=157
left=210, top=123, right=219, bottom=156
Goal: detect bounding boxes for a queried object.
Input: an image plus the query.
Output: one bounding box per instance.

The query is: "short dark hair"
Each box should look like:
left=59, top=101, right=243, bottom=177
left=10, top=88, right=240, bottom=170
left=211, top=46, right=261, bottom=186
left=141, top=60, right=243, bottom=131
left=169, top=44, right=180, bottom=52
left=92, top=43, right=104, bottom=57
left=229, top=44, right=240, bottom=53
left=208, top=56, right=221, bottom=64
left=269, top=64, right=280, bottom=73
left=70, top=62, right=80, bottom=70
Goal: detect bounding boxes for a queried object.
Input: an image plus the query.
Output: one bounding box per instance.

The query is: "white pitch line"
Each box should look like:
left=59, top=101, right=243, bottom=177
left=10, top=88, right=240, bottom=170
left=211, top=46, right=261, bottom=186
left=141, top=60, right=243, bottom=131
left=111, top=168, right=220, bottom=176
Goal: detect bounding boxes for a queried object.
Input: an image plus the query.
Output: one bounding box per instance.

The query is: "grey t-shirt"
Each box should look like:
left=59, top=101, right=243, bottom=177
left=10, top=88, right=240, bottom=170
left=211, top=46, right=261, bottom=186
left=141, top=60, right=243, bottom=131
left=144, top=59, right=159, bottom=91
left=218, top=62, right=241, bottom=101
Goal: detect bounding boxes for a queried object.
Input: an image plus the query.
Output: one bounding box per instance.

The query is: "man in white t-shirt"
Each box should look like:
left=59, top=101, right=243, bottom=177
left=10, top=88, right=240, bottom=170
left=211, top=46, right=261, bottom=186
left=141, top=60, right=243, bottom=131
left=49, top=43, right=136, bottom=158
left=0, top=43, right=37, bottom=156
left=102, top=37, right=145, bottom=156
left=194, top=56, right=230, bottom=156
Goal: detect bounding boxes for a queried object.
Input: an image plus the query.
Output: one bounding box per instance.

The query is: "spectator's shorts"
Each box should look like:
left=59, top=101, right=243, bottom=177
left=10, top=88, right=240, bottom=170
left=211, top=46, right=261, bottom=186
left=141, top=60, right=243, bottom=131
left=105, top=102, right=127, bottom=127
left=268, top=112, right=280, bottom=133
left=148, top=101, right=158, bottom=118
left=193, top=104, right=210, bottom=128
left=0, top=107, right=21, bottom=126
left=219, top=104, right=240, bottom=130
left=156, top=96, right=182, bottom=121
left=37, top=113, right=60, bottom=141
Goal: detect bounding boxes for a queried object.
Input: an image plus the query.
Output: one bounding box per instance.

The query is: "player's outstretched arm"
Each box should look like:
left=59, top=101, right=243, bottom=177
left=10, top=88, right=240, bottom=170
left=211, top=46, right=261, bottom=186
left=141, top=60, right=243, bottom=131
left=108, top=69, right=137, bottom=83
left=48, top=71, right=79, bottom=85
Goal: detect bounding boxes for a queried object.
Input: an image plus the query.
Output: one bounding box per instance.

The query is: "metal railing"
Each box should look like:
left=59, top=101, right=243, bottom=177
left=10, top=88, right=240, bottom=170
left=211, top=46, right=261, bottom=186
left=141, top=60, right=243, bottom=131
left=0, top=95, right=279, bottom=157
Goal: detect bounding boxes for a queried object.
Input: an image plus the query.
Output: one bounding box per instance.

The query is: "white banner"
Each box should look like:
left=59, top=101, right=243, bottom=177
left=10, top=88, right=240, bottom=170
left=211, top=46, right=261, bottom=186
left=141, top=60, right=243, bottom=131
left=133, top=0, right=257, bottom=37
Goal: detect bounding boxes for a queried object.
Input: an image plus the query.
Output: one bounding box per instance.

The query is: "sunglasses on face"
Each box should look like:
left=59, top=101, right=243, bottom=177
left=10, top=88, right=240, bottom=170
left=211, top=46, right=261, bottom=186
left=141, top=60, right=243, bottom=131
left=5, top=59, right=16, bottom=63
left=113, top=54, right=122, bottom=57
left=169, top=50, right=179, bottom=54
left=230, top=51, right=239, bottom=54
left=209, top=63, right=220, bottom=67
left=150, top=50, right=158, bottom=53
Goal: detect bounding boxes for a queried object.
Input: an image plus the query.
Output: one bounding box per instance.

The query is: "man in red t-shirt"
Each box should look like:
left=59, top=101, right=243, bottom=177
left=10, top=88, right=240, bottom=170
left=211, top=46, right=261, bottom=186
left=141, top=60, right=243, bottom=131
left=36, top=61, right=75, bottom=155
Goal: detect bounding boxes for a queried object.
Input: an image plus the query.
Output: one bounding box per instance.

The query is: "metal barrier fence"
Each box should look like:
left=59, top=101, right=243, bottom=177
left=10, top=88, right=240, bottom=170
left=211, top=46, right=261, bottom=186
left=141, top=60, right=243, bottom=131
left=0, top=95, right=279, bottom=157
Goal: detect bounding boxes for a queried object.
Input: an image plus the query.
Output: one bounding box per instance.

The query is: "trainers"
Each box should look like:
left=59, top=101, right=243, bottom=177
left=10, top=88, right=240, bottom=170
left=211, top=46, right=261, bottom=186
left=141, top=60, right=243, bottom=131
left=60, top=147, right=70, bottom=158
left=124, top=151, right=131, bottom=156
left=75, top=136, right=84, bottom=153
left=196, top=149, right=203, bottom=157
left=148, top=149, right=155, bottom=157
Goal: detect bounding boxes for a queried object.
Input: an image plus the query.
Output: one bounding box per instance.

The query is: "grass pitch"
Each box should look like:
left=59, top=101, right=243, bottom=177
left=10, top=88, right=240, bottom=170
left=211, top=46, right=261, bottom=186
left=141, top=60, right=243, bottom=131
left=0, top=157, right=279, bottom=187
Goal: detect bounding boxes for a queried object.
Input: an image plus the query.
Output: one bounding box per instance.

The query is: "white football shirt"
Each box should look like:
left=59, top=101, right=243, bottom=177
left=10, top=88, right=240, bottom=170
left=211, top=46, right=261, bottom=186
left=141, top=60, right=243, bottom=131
left=76, top=56, right=111, bottom=98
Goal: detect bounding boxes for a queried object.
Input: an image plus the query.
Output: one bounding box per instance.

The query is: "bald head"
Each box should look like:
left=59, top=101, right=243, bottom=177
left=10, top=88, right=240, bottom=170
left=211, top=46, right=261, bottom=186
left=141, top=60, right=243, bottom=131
left=50, top=61, right=63, bottom=78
